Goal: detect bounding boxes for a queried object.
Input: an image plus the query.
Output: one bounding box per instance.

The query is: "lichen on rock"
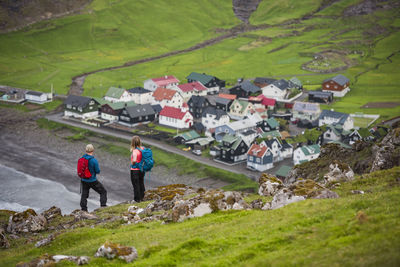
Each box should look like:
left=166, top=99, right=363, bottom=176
left=95, top=241, right=138, bottom=263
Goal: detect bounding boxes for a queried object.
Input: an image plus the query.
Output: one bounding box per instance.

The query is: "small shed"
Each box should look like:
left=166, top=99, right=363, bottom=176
left=275, top=165, right=292, bottom=179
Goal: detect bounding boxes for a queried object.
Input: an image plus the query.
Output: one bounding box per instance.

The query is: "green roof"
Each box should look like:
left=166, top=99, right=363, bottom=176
left=105, top=87, right=126, bottom=99
left=186, top=72, right=213, bottom=85
left=300, top=144, right=320, bottom=156
left=275, top=165, right=292, bottom=177
left=232, top=137, right=244, bottom=150
left=93, top=97, right=111, bottom=106
left=266, top=118, right=279, bottom=129
left=185, top=137, right=214, bottom=146
left=109, top=101, right=136, bottom=110
left=222, top=134, right=237, bottom=144
left=231, top=99, right=251, bottom=113
left=357, top=128, right=373, bottom=138
left=175, top=130, right=200, bottom=141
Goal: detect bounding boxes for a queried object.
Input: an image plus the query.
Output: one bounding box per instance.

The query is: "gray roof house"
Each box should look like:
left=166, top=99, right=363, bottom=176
left=318, top=109, right=354, bottom=131
left=64, top=95, right=99, bottom=119
left=119, top=104, right=156, bottom=126
left=292, top=101, right=321, bottom=121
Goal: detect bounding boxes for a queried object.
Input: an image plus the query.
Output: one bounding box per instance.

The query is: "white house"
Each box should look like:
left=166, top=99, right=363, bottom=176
left=159, top=105, right=193, bottom=129
left=261, top=79, right=290, bottom=100
left=247, top=143, right=274, bottom=171
left=229, top=99, right=254, bottom=120
left=292, top=101, right=321, bottom=121
left=127, top=87, right=153, bottom=104
left=201, top=107, right=230, bottom=130
left=25, top=91, right=50, bottom=104
left=293, top=144, right=321, bottom=165
left=175, top=82, right=208, bottom=102
left=144, top=75, right=180, bottom=91
left=280, top=139, right=293, bottom=159
left=319, top=110, right=354, bottom=131
left=104, top=87, right=131, bottom=103
left=64, top=95, right=99, bottom=119
left=152, top=87, right=183, bottom=108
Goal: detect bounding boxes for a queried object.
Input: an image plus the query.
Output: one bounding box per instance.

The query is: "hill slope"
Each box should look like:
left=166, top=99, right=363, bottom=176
left=1, top=167, right=399, bottom=266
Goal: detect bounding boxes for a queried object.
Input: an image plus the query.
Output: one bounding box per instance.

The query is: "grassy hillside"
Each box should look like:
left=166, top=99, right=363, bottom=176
left=0, top=0, right=399, bottom=119
left=1, top=167, right=399, bottom=266
left=0, top=0, right=239, bottom=94
left=83, top=0, right=400, bottom=119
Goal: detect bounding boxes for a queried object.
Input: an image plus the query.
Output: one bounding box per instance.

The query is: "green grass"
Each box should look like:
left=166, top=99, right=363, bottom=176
left=1, top=167, right=399, bottom=266
left=0, top=0, right=239, bottom=94
left=352, top=116, right=376, bottom=128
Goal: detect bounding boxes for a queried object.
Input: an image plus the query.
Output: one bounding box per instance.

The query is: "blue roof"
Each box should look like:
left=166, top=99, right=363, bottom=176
left=319, top=109, right=350, bottom=125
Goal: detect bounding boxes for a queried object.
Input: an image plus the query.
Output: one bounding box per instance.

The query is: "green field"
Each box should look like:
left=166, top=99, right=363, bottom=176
left=0, top=0, right=239, bottom=94
left=1, top=167, right=399, bottom=266
left=0, top=0, right=399, bottom=120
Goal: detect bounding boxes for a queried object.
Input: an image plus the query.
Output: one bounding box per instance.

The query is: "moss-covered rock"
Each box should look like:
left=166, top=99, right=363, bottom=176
left=95, top=241, right=138, bottom=263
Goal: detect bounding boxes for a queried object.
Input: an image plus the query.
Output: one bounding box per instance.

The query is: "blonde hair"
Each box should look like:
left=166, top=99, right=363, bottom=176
left=130, top=136, right=141, bottom=152
left=86, top=144, right=94, bottom=153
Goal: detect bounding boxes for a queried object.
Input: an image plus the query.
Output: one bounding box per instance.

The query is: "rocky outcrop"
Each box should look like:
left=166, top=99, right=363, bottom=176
left=259, top=175, right=339, bottom=210
left=232, top=0, right=262, bottom=24
left=7, top=209, right=47, bottom=234
left=343, top=0, right=399, bottom=17
left=35, top=234, right=56, bottom=248
left=95, top=242, right=138, bottom=263
left=258, top=173, right=284, bottom=196
left=16, top=253, right=89, bottom=266
left=262, top=189, right=306, bottom=210
left=324, top=161, right=355, bottom=186
left=0, top=227, right=10, bottom=249
left=370, top=128, right=400, bottom=172
left=42, top=206, right=62, bottom=222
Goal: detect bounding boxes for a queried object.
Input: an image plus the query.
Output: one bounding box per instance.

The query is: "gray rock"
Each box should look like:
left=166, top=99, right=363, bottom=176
left=351, top=190, right=365, bottom=194
left=312, top=189, right=339, bottom=199
left=41, top=206, right=62, bottom=222
left=7, top=209, right=47, bottom=234
left=0, top=227, right=10, bottom=249
left=250, top=199, right=264, bottom=209
left=262, top=189, right=306, bottom=210
left=35, top=234, right=55, bottom=248
left=95, top=242, right=138, bottom=263
left=324, top=162, right=355, bottom=185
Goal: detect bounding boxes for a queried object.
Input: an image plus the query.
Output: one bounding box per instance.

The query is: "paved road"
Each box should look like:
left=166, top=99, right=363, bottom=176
left=46, top=113, right=262, bottom=181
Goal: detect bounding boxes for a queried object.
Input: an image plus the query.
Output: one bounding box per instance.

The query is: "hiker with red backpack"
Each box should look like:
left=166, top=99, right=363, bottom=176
left=130, top=136, right=154, bottom=202
left=77, top=144, right=107, bottom=211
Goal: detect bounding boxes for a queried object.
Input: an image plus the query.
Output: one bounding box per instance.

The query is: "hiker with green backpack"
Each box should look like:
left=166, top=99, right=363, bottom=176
left=130, top=136, right=154, bottom=202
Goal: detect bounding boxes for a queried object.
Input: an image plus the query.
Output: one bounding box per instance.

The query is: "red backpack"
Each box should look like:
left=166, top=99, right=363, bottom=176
left=77, top=157, right=92, bottom=179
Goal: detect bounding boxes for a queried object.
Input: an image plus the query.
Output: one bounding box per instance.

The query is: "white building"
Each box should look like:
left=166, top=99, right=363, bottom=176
left=293, top=144, right=321, bottom=165
left=104, top=87, right=131, bottom=103
left=152, top=87, right=183, bottom=108
left=144, top=75, right=180, bottom=91
left=25, top=91, right=50, bottom=104
left=127, top=87, right=153, bottom=104
left=319, top=110, right=354, bottom=131
left=159, top=105, right=193, bottom=129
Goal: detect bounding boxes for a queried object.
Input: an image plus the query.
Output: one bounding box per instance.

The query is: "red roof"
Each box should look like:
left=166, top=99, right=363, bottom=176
left=257, top=94, right=276, bottom=106
left=152, top=87, right=177, bottom=101
left=218, top=93, right=237, bottom=100
left=152, top=75, right=180, bottom=86
left=248, top=96, right=263, bottom=102
left=247, top=143, right=268, bottom=157
left=178, top=82, right=207, bottom=93
left=160, top=106, right=188, bottom=120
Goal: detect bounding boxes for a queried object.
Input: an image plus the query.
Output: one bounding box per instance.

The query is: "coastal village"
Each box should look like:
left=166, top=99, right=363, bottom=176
left=1, top=72, right=386, bottom=179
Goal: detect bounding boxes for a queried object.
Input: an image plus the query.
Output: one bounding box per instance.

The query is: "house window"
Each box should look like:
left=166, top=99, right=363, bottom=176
left=66, top=104, right=72, bottom=109
left=249, top=156, right=253, bottom=161
left=256, top=158, right=260, bottom=163
left=78, top=107, right=82, bottom=112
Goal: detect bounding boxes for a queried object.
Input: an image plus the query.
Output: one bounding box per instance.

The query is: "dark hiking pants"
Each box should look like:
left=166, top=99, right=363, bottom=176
left=80, top=180, right=107, bottom=211
left=130, top=170, right=145, bottom=202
